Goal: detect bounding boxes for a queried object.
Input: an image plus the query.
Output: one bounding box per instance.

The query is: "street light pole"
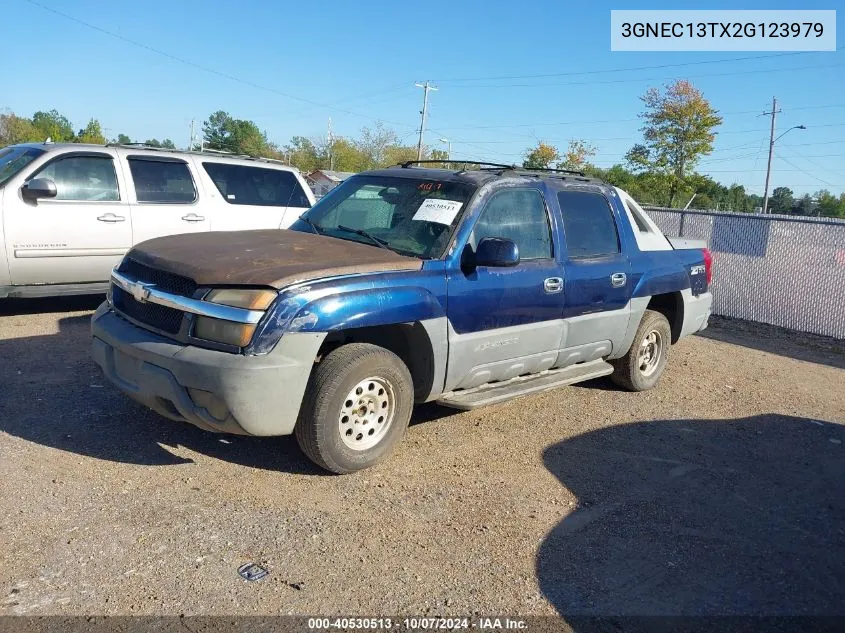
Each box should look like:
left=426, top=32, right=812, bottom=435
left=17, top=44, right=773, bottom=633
left=760, top=96, right=806, bottom=214
left=415, top=81, right=438, bottom=160
left=439, top=137, right=451, bottom=160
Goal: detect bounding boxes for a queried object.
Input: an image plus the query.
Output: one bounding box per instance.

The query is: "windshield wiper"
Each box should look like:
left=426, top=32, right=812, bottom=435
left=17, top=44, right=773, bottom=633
left=336, top=225, right=398, bottom=253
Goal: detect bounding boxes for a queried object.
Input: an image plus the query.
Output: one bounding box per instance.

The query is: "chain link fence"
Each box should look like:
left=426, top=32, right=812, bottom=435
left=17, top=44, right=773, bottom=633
left=644, top=207, right=845, bottom=340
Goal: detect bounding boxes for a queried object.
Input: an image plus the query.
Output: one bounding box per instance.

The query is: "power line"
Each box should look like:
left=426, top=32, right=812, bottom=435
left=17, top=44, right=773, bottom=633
left=439, top=62, right=845, bottom=90
left=22, top=0, right=418, bottom=131
left=432, top=50, right=832, bottom=83
left=776, top=155, right=839, bottom=188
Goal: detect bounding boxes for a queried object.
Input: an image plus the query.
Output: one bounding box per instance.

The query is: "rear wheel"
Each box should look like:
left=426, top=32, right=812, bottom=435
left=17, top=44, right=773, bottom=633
left=610, top=309, right=671, bottom=392
left=295, top=343, right=413, bottom=474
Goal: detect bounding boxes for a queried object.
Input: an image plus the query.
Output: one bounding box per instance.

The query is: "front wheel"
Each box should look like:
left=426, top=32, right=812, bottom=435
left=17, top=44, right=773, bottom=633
left=610, top=309, right=672, bottom=392
left=295, top=343, right=413, bottom=474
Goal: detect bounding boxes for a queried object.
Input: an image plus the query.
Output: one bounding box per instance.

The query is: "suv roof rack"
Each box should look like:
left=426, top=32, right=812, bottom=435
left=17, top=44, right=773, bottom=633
left=396, top=160, right=588, bottom=178
left=398, top=159, right=518, bottom=170
left=103, top=143, right=294, bottom=168
left=510, top=166, right=586, bottom=177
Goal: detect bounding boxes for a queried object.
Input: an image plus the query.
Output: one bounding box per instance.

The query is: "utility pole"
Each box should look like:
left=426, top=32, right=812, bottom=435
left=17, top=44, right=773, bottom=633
left=415, top=81, right=438, bottom=160
left=189, top=119, right=195, bottom=151
left=327, top=117, right=334, bottom=171
left=761, top=96, right=780, bottom=215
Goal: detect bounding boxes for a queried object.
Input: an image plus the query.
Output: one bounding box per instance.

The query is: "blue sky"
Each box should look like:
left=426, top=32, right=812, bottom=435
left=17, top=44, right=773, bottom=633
left=2, top=0, right=843, bottom=197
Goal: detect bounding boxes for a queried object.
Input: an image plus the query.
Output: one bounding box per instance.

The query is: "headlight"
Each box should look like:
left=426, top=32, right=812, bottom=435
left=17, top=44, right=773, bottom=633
left=204, top=288, right=277, bottom=310
left=194, top=288, right=277, bottom=347
left=194, top=317, right=256, bottom=347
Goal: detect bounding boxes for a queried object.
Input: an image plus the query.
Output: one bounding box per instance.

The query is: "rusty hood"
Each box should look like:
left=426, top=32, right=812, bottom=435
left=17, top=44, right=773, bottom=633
left=125, top=229, right=423, bottom=289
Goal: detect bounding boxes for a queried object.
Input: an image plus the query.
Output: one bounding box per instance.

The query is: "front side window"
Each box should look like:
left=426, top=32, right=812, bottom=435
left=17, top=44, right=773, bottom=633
left=0, top=147, right=45, bottom=187
left=298, top=175, right=476, bottom=259
left=557, top=190, right=620, bottom=258
left=470, top=188, right=553, bottom=260
left=128, top=158, right=196, bottom=203
left=33, top=155, right=119, bottom=201
left=203, top=163, right=311, bottom=208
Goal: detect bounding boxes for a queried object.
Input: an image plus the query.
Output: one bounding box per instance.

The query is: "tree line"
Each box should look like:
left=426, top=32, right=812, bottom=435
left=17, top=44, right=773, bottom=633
left=521, top=80, right=845, bottom=218
left=2, top=81, right=843, bottom=218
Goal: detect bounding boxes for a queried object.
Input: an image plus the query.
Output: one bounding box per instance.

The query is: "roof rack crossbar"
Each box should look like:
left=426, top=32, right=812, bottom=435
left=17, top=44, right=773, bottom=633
left=398, top=159, right=518, bottom=170
left=513, top=166, right=586, bottom=177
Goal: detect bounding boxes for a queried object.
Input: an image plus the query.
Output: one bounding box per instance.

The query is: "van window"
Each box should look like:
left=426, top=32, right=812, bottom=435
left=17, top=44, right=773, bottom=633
left=203, top=163, right=310, bottom=208
left=33, top=155, right=119, bottom=202
left=557, top=190, right=620, bottom=258
left=128, top=158, right=197, bottom=203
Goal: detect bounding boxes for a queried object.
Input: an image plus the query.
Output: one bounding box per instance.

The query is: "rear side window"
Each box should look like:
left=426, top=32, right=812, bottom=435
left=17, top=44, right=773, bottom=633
left=128, top=158, right=197, bottom=203
left=203, top=163, right=311, bottom=207
left=557, top=190, right=620, bottom=258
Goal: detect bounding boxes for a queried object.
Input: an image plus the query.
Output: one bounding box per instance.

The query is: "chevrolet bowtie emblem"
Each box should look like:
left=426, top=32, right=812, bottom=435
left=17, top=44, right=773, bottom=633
left=130, top=281, right=153, bottom=303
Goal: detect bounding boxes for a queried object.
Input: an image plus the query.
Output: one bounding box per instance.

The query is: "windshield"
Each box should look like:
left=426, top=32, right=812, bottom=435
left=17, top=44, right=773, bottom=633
left=0, top=146, right=45, bottom=187
left=295, top=175, right=476, bottom=259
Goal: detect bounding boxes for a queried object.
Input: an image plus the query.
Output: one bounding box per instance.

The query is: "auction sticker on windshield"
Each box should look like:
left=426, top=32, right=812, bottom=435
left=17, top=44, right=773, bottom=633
left=412, top=199, right=463, bottom=225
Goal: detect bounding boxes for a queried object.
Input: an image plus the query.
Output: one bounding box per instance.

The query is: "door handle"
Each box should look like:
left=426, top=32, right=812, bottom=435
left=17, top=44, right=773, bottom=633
left=182, top=213, right=206, bottom=222
left=544, top=277, right=563, bottom=293
left=97, top=213, right=125, bottom=223
left=611, top=272, right=627, bottom=288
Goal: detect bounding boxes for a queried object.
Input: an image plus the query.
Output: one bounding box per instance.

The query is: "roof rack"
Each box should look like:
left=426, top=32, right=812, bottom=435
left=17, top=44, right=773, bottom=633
left=398, top=159, right=518, bottom=170
left=511, top=166, right=586, bottom=177
left=102, top=143, right=295, bottom=168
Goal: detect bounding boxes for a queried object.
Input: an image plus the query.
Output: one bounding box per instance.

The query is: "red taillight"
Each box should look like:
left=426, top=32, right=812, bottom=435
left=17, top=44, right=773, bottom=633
left=702, top=248, right=713, bottom=285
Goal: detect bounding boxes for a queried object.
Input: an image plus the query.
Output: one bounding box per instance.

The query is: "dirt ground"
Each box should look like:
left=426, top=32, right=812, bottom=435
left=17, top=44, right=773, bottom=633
left=1, top=299, right=843, bottom=621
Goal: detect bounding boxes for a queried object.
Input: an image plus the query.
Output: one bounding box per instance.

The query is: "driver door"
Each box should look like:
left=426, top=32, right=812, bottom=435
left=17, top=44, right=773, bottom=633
left=4, top=151, right=132, bottom=285
left=445, top=185, right=566, bottom=391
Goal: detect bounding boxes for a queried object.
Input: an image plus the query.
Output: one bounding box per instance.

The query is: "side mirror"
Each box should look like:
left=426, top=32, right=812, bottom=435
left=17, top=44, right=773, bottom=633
left=475, top=237, right=520, bottom=267
left=22, top=178, right=57, bottom=201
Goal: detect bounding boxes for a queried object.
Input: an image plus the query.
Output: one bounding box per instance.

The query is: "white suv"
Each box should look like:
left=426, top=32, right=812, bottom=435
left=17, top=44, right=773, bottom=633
left=0, top=142, right=315, bottom=298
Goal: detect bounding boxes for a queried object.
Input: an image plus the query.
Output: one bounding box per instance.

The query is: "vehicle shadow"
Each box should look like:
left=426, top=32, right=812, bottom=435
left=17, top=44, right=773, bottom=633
left=0, top=312, right=456, bottom=475
left=537, top=414, right=845, bottom=622
left=699, top=315, right=845, bottom=371
left=0, top=295, right=105, bottom=316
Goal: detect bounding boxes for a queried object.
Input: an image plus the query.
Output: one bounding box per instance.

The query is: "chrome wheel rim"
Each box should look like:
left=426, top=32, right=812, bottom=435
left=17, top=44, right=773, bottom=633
left=338, top=376, right=395, bottom=451
left=637, top=330, right=663, bottom=377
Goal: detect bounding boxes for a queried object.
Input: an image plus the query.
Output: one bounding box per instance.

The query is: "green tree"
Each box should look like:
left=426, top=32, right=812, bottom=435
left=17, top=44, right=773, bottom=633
left=558, top=139, right=597, bottom=171
left=384, top=144, right=422, bottom=166
left=0, top=112, right=39, bottom=145
left=631, top=79, right=723, bottom=207
left=769, top=187, right=794, bottom=215
left=329, top=137, right=370, bottom=172
left=32, top=110, right=75, bottom=142
left=523, top=142, right=559, bottom=169
left=815, top=190, right=845, bottom=218
left=202, top=111, right=272, bottom=156
left=143, top=138, right=176, bottom=149
left=283, top=136, right=322, bottom=172
left=114, top=133, right=133, bottom=144
left=76, top=118, right=106, bottom=144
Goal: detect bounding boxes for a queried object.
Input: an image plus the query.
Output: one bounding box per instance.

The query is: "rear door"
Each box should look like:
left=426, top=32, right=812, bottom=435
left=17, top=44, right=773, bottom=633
left=199, top=161, right=313, bottom=230
left=554, top=188, right=632, bottom=360
left=4, top=150, right=132, bottom=284
left=125, top=154, right=210, bottom=244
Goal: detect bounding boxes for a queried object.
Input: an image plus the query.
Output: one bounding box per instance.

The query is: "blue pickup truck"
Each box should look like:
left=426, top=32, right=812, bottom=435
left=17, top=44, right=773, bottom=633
left=91, top=162, right=712, bottom=473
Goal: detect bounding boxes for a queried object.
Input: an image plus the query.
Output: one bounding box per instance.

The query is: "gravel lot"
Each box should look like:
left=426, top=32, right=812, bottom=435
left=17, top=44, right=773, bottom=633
left=1, top=298, right=843, bottom=619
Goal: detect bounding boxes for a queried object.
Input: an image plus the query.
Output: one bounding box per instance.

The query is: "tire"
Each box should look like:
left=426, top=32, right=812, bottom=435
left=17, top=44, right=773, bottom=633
left=294, top=343, right=413, bottom=474
left=610, top=309, right=672, bottom=392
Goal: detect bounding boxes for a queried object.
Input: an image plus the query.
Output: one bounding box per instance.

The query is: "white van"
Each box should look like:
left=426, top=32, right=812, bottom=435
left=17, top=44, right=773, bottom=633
left=0, top=142, right=315, bottom=298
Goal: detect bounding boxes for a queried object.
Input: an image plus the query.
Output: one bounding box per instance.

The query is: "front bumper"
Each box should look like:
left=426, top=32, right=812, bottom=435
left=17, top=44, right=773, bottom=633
left=91, top=303, right=325, bottom=436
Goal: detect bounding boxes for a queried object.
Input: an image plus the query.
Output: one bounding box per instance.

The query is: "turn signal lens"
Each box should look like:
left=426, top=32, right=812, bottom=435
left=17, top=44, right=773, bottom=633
left=194, top=317, right=256, bottom=347
left=204, top=288, right=277, bottom=310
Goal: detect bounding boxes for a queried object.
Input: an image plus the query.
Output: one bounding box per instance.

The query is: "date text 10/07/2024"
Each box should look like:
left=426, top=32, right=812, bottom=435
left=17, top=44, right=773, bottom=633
left=307, top=617, right=529, bottom=630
